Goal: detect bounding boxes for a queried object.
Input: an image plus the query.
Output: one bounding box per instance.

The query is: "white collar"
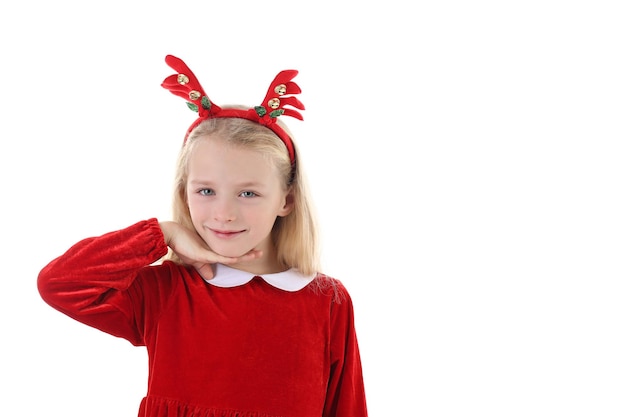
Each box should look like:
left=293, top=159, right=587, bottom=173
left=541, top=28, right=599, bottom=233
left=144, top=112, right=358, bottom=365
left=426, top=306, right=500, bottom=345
left=205, top=263, right=315, bottom=292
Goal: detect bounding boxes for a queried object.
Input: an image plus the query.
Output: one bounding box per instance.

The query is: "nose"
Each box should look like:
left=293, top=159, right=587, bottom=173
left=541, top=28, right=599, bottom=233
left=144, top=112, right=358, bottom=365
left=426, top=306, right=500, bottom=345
left=213, top=196, right=237, bottom=223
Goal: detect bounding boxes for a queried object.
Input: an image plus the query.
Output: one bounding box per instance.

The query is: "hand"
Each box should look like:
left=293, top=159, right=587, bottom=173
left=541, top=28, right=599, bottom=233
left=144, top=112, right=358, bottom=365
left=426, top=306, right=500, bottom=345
left=159, top=221, right=262, bottom=279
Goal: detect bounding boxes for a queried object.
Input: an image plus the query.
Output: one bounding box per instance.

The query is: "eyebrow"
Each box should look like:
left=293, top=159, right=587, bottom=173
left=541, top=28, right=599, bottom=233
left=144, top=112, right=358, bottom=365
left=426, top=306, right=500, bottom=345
left=187, top=179, right=213, bottom=187
left=188, top=179, right=265, bottom=188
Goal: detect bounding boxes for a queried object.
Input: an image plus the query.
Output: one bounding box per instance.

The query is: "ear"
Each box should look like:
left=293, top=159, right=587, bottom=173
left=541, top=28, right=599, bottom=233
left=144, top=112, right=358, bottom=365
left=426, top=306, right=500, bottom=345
left=277, top=189, right=295, bottom=217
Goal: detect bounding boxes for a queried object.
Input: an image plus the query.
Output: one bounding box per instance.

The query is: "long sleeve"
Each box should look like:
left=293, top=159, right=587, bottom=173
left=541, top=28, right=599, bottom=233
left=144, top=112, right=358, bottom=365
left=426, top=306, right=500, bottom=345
left=37, top=218, right=171, bottom=346
left=324, top=282, right=368, bottom=417
left=38, top=219, right=369, bottom=416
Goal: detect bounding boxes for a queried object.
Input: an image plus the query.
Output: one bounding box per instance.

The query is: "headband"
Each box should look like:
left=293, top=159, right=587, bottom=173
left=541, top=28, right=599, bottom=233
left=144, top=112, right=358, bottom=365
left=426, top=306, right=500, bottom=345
left=161, top=55, right=304, bottom=165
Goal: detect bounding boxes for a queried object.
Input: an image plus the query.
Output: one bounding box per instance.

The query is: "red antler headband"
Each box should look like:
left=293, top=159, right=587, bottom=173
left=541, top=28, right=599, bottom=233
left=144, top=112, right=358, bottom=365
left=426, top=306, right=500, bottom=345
left=161, top=55, right=304, bottom=165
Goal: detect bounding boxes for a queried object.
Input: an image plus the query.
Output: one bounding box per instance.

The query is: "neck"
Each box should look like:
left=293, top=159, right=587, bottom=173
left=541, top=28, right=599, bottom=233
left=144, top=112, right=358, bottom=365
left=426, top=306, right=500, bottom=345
left=229, top=244, right=287, bottom=275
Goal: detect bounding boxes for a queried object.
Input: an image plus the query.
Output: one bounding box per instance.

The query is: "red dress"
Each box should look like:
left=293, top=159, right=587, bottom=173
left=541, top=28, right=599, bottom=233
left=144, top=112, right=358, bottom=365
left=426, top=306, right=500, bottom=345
left=37, top=218, right=368, bottom=417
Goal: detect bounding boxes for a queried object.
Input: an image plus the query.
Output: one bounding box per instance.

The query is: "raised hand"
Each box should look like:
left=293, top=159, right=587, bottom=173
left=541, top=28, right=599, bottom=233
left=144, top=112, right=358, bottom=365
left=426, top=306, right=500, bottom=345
left=159, top=221, right=262, bottom=279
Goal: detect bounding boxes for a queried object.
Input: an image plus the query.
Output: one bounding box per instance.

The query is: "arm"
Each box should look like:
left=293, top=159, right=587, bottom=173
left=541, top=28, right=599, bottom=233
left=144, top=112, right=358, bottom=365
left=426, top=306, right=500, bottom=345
left=38, top=218, right=265, bottom=345
left=37, top=218, right=170, bottom=345
left=324, top=283, right=369, bottom=417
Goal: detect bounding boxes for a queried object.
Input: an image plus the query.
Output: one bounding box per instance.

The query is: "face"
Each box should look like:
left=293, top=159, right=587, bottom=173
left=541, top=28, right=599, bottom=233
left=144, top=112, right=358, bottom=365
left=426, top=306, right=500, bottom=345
left=186, top=136, right=293, bottom=266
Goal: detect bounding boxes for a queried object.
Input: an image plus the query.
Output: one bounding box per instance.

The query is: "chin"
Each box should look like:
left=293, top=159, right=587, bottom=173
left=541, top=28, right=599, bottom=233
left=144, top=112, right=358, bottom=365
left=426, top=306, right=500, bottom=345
left=211, top=245, right=250, bottom=259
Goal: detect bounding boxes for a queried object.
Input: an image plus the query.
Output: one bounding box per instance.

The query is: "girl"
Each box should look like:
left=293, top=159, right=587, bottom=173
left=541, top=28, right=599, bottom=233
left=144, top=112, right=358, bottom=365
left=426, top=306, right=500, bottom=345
left=37, top=55, right=368, bottom=417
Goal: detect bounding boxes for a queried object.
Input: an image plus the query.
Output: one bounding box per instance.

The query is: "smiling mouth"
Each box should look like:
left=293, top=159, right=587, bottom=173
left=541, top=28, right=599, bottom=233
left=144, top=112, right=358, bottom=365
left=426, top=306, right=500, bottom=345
left=210, top=228, right=245, bottom=239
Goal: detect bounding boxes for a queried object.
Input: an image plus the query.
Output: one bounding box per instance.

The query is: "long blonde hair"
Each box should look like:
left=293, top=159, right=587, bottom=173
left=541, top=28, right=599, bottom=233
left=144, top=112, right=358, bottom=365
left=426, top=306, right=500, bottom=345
left=166, top=114, right=320, bottom=276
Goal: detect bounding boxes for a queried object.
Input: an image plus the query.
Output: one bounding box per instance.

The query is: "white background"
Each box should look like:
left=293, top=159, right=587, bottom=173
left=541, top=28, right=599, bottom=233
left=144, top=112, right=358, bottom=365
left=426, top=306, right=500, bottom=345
left=1, top=1, right=625, bottom=416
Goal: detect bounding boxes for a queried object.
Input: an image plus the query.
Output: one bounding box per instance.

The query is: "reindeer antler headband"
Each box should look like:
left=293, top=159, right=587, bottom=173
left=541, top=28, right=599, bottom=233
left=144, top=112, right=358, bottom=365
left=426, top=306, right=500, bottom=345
left=161, top=55, right=304, bottom=165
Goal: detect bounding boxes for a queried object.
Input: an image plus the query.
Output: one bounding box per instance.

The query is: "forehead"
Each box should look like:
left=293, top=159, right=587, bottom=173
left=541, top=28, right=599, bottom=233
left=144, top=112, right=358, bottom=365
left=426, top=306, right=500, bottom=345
left=187, top=137, right=279, bottom=183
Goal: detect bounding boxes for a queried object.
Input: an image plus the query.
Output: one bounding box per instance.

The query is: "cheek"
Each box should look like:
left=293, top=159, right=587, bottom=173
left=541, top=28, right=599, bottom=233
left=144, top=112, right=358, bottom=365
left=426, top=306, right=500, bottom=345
left=186, top=198, right=204, bottom=220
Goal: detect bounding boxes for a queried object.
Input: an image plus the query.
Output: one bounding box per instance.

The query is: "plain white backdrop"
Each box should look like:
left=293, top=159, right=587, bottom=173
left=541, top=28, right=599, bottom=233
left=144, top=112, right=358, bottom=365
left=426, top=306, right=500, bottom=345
left=1, top=1, right=625, bottom=416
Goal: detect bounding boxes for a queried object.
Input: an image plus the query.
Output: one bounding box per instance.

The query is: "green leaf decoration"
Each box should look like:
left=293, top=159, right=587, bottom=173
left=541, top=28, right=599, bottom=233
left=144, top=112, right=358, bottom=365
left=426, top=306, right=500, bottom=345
left=255, top=106, right=267, bottom=117
left=186, top=102, right=199, bottom=113
left=201, top=96, right=211, bottom=110
left=269, top=109, right=285, bottom=118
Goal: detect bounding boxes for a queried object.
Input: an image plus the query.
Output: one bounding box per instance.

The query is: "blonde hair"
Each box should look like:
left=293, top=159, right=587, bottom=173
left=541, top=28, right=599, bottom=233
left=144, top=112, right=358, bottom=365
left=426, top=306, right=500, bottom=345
left=166, top=113, right=320, bottom=276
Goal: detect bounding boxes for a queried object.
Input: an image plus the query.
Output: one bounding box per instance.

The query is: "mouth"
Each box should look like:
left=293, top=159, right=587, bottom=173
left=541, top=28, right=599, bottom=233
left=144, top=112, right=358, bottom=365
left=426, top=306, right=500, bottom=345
left=209, top=228, right=245, bottom=239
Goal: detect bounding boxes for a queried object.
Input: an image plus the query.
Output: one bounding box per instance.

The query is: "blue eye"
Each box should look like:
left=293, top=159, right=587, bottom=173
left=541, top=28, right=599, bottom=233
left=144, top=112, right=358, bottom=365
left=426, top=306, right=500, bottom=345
left=240, top=191, right=257, bottom=198
left=198, top=189, right=214, bottom=196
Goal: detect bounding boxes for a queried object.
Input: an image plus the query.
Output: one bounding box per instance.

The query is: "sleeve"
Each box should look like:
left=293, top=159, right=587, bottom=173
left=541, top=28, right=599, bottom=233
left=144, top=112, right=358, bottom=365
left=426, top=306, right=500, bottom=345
left=37, top=218, right=172, bottom=346
left=324, top=281, right=369, bottom=417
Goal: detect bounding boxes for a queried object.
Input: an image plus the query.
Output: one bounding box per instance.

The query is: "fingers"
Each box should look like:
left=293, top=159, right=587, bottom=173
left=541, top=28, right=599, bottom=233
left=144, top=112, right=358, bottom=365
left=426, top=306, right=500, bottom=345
left=195, top=263, right=215, bottom=280
left=194, top=250, right=263, bottom=281
left=197, top=248, right=263, bottom=267
left=217, top=249, right=263, bottom=265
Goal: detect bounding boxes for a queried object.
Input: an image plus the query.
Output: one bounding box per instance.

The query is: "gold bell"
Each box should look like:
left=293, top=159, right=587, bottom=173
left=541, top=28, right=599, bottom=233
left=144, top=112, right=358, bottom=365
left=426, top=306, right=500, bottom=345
left=268, top=98, right=280, bottom=109
left=274, top=84, right=287, bottom=95
left=177, top=74, right=190, bottom=85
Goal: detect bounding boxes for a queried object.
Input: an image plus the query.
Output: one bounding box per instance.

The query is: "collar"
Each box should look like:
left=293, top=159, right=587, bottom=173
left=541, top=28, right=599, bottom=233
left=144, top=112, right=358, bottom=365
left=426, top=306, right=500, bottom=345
left=205, top=263, right=315, bottom=292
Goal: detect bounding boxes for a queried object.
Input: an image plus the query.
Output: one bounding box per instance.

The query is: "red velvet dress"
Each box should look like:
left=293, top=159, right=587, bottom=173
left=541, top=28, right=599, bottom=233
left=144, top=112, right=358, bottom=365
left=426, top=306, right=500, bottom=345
left=37, top=218, right=368, bottom=417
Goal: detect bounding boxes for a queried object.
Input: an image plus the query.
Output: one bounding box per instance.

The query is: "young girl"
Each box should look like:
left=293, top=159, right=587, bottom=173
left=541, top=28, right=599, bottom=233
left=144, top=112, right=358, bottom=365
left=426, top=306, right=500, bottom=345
left=37, top=55, right=368, bottom=417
